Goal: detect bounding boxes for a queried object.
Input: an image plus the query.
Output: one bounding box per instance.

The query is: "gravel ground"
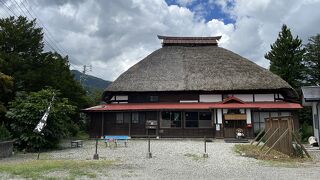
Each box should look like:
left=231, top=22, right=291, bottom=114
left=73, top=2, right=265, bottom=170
left=2, top=139, right=320, bottom=179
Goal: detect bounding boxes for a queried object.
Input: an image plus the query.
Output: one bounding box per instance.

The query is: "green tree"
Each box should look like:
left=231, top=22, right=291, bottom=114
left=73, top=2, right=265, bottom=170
left=304, top=34, right=320, bottom=85
left=265, top=24, right=305, bottom=89
left=0, top=72, right=13, bottom=120
left=6, top=89, right=76, bottom=150
left=0, top=16, right=89, bottom=132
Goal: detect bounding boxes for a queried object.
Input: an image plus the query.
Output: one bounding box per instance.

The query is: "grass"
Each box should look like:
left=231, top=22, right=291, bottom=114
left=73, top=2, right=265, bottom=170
left=0, top=159, right=113, bottom=179
left=234, top=144, right=311, bottom=165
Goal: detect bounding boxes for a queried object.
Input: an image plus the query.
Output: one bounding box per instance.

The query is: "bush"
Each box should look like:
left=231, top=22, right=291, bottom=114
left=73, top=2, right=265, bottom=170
left=6, top=89, right=76, bottom=151
left=0, top=123, right=11, bottom=141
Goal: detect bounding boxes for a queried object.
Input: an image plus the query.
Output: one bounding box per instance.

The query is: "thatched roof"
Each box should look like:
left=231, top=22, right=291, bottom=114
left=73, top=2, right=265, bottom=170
left=106, top=37, right=296, bottom=98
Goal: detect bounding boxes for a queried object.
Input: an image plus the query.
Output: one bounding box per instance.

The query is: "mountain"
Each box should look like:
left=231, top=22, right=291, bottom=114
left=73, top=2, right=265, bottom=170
left=71, top=70, right=112, bottom=91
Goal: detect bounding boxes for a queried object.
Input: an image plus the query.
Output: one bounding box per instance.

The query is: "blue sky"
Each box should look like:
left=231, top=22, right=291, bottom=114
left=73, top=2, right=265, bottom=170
left=165, top=0, right=235, bottom=24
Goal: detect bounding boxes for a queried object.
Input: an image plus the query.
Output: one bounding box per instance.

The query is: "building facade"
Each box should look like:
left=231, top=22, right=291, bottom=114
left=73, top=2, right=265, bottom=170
left=84, top=36, right=302, bottom=139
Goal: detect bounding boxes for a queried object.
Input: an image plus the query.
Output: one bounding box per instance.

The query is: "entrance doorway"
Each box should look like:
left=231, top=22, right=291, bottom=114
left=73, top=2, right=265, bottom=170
left=224, top=120, right=246, bottom=138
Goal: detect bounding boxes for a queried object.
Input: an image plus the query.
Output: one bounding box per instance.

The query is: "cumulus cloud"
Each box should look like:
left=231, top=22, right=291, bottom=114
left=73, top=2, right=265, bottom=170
left=0, top=0, right=319, bottom=81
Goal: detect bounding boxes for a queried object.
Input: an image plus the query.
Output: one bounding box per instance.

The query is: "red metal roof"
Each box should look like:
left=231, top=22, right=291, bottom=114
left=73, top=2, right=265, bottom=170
left=84, top=102, right=302, bottom=112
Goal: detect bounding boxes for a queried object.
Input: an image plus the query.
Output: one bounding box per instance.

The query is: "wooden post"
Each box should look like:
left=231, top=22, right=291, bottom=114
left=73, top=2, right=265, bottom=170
left=256, top=128, right=271, bottom=146
left=251, top=128, right=265, bottom=145
left=128, top=114, right=131, bottom=137
left=101, top=112, right=104, bottom=138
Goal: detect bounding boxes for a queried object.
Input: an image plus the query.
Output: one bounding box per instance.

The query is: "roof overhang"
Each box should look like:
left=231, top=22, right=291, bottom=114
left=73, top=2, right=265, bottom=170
left=83, top=102, right=302, bottom=112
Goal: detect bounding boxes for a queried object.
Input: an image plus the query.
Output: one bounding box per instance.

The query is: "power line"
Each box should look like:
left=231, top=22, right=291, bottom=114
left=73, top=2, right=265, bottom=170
left=14, top=0, right=64, bottom=55
left=1, top=0, right=83, bottom=68
left=0, top=0, right=18, bottom=17
left=20, top=0, right=67, bottom=55
left=1, top=0, right=60, bottom=54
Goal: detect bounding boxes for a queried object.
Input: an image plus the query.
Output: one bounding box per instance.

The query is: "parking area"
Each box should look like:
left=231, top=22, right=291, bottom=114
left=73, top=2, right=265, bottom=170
left=1, top=139, right=320, bottom=179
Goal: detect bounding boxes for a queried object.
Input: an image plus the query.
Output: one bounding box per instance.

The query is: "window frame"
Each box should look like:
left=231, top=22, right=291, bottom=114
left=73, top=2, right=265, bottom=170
left=116, top=112, right=124, bottom=124
left=184, top=111, right=213, bottom=129
left=160, top=111, right=182, bottom=128
left=185, top=111, right=199, bottom=128
left=131, top=112, right=139, bottom=124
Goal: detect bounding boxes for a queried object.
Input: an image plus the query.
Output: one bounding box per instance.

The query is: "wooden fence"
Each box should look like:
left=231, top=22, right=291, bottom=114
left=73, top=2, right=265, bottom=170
left=251, top=116, right=310, bottom=157
left=263, top=116, right=294, bottom=155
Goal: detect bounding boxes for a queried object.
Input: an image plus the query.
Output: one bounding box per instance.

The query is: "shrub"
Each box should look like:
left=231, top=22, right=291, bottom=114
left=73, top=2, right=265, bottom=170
left=6, top=89, right=76, bottom=151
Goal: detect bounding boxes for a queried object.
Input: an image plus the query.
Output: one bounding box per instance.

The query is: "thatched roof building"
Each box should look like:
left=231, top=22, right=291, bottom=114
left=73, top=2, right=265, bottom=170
left=85, top=36, right=301, bottom=139
left=106, top=36, right=296, bottom=99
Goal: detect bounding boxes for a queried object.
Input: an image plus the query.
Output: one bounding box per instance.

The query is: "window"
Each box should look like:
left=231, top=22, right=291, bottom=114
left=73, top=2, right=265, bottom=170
left=199, top=112, right=212, bottom=128
left=132, top=112, right=139, bottom=124
left=161, top=111, right=182, bottom=128
left=150, top=96, right=159, bottom=102
left=185, top=112, right=199, bottom=127
left=116, top=113, right=124, bottom=124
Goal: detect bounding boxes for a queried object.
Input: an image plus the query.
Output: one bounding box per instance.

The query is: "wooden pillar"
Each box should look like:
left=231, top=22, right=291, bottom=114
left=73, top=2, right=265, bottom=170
left=128, top=113, right=131, bottom=137
left=101, top=112, right=104, bottom=137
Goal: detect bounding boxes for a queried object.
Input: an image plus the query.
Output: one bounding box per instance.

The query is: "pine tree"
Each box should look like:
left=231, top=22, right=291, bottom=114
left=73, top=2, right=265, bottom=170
left=265, top=24, right=305, bottom=89
left=304, top=34, right=320, bottom=85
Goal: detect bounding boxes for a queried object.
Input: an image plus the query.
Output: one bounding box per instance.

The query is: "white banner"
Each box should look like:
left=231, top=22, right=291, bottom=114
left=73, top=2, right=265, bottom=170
left=33, top=94, right=55, bottom=134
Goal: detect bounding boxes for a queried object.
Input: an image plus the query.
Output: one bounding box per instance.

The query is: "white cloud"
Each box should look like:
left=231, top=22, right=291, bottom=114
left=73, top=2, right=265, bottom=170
left=1, top=0, right=320, bottom=81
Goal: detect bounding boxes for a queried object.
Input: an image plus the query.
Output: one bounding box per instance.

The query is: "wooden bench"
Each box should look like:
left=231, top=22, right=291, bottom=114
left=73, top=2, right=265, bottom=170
left=104, top=136, right=129, bottom=147
left=71, top=140, right=83, bottom=148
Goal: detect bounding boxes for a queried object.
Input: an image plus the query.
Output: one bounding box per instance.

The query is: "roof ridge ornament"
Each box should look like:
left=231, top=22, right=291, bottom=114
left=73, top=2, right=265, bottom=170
left=157, top=35, right=222, bottom=47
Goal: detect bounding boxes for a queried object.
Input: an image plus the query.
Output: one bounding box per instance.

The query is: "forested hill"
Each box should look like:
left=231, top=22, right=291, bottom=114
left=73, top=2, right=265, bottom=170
left=71, top=70, right=112, bottom=91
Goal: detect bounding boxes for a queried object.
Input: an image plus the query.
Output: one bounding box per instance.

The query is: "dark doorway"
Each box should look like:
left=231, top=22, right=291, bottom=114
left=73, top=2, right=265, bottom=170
left=224, top=120, right=246, bottom=138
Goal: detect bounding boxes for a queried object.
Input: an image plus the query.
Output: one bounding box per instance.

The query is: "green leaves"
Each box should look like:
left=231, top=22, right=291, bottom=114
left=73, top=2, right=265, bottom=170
left=0, top=16, right=90, bottom=143
left=265, top=24, right=305, bottom=90
left=6, top=89, right=76, bottom=151
left=304, top=34, right=320, bottom=85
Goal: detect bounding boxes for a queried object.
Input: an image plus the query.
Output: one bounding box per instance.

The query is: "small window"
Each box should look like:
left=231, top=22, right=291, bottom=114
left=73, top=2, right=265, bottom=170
left=132, top=112, right=139, bottom=124
left=116, top=113, right=124, bottom=124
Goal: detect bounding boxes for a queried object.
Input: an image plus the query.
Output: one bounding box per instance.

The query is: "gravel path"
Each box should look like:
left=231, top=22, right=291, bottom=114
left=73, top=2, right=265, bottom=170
left=2, top=139, right=320, bottom=179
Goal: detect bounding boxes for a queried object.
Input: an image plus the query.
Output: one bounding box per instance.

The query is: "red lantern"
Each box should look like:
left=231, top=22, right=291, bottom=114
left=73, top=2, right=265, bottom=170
left=246, top=124, right=252, bottom=128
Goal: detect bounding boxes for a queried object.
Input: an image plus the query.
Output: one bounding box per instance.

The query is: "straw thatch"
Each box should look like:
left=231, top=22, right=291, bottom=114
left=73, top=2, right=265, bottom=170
left=106, top=45, right=296, bottom=97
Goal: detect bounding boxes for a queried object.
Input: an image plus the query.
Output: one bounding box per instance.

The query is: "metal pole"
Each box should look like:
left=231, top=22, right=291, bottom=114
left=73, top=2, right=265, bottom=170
left=93, top=138, right=99, bottom=160
left=37, top=147, right=40, bottom=160
left=147, top=135, right=152, bottom=158
left=203, top=136, right=208, bottom=158
left=204, top=136, right=206, bottom=153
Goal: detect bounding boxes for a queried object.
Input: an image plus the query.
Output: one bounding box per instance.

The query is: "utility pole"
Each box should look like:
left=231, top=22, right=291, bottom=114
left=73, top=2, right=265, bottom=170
left=79, top=64, right=92, bottom=87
